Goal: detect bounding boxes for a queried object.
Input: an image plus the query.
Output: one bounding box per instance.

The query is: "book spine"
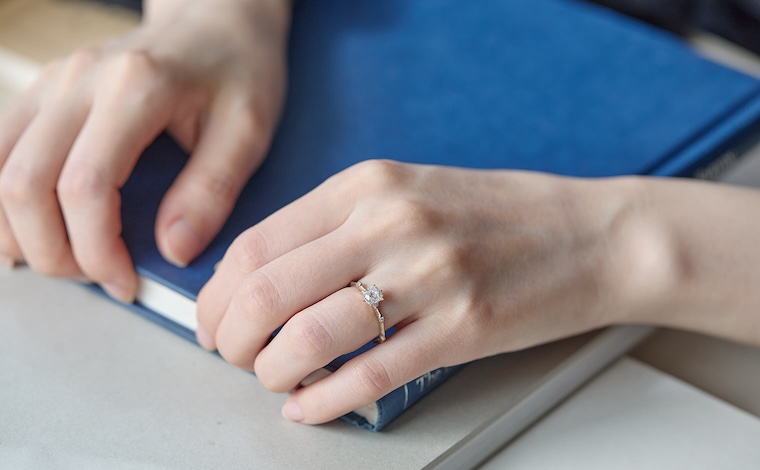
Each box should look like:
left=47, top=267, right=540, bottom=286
left=691, top=149, right=742, bottom=180
left=341, top=365, right=465, bottom=431
left=651, top=94, right=760, bottom=179
left=375, top=365, right=464, bottom=431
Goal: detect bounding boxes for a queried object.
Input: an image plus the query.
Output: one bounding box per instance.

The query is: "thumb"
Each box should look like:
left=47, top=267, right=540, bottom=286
left=156, top=98, right=276, bottom=267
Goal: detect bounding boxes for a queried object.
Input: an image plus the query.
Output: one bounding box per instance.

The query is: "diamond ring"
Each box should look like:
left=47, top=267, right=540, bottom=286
left=350, top=281, right=386, bottom=343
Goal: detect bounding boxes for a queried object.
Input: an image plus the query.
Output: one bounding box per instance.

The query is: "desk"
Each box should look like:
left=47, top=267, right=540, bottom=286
left=0, top=267, right=522, bottom=469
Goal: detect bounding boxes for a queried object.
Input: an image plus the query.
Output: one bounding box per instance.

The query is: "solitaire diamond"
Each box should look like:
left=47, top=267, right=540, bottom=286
left=350, top=281, right=387, bottom=344
left=363, top=284, right=384, bottom=307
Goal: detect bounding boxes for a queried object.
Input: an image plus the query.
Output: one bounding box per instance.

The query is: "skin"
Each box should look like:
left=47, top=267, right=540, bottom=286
left=196, top=162, right=760, bottom=424
left=2, top=0, right=760, bottom=426
left=0, top=0, right=291, bottom=301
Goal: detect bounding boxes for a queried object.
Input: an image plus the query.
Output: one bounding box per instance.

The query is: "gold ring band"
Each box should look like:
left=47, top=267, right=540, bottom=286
left=350, top=281, right=386, bottom=343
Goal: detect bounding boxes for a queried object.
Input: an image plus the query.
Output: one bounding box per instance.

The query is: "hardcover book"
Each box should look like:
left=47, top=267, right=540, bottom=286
left=116, top=0, right=760, bottom=431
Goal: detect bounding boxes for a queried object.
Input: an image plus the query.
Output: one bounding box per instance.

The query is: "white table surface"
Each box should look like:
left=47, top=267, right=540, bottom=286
left=482, top=358, right=760, bottom=469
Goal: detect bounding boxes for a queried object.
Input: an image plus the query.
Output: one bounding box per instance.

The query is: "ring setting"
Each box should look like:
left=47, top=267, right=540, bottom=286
left=351, top=281, right=386, bottom=343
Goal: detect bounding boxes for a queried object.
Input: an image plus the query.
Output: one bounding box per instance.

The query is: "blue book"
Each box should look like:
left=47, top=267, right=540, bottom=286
left=116, top=0, right=760, bottom=431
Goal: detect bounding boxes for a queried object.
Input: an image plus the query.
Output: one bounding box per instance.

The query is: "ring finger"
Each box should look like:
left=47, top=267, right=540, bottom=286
left=253, top=278, right=406, bottom=393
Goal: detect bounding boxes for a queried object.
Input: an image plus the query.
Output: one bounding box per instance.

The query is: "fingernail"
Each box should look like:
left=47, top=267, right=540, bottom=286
left=0, top=254, right=16, bottom=269
left=163, top=219, right=204, bottom=268
left=282, top=400, right=304, bottom=422
left=102, top=282, right=135, bottom=304
left=195, top=324, right=217, bottom=351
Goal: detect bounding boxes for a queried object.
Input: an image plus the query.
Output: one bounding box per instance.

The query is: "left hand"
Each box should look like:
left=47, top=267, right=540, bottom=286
left=0, top=0, right=291, bottom=301
left=196, top=160, right=652, bottom=424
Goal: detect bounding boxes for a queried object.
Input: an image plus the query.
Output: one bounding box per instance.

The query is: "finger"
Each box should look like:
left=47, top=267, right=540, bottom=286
left=0, top=91, right=41, bottom=262
left=0, top=59, right=57, bottom=160
left=212, top=230, right=366, bottom=370
left=0, top=84, right=42, bottom=165
left=195, top=172, right=355, bottom=348
left=254, top=283, right=399, bottom=393
left=0, top=210, right=18, bottom=267
left=59, top=55, right=176, bottom=302
left=155, top=93, right=276, bottom=268
left=281, top=319, right=445, bottom=425
left=0, top=97, right=90, bottom=277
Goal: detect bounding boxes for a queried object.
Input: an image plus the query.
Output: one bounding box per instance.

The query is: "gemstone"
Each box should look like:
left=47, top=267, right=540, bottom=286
left=363, top=284, right=384, bottom=307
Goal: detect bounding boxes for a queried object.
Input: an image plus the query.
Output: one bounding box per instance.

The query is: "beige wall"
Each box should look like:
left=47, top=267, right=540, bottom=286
left=0, top=0, right=138, bottom=63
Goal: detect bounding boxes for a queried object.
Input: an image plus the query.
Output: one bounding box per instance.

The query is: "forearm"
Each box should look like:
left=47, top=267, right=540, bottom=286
left=142, top=0, right=292, bottom=36
left=606, top=176, right=760, bottom=345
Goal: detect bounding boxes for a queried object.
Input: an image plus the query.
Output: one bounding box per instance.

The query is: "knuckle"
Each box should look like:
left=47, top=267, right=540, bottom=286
left=229, top=226, right=272, bottom=274
left=64, top=48, right=102, bottom=76
left=253, top=368, right=279, bottom=392
left=55, top=49, right=101, bottom=88
left=369, top=198, right=440, bottom=238
left=194, top=171, right=242, bottom=210
left=110, top=49, right=160, bottom=85
left=0, top=165, right=45, bottom=204
left=346, top=159, right=407, bottom=194
left=114, top=48, right=158, bottom=71
left=351, top=356, right=395, bottom=398
left=103, top=50, right=165, bottom=108
left=57, top=165, right=109, bottom=203
left=232, top=272, right=283, bottom=325
left=217, top=341, right=252, bottom=371
left=284, top=312, right=335, bottom=361
left=46, top=48, right=101, bottom=101
left=253, top=359, right=292, bottom=393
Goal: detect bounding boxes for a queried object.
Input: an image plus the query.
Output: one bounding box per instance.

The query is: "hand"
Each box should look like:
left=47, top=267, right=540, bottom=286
left=0, top=0, right=291, bottom=302
left=196, top=160, right=656, bottom=424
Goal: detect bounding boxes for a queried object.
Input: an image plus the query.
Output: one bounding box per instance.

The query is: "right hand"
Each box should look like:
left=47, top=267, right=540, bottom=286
left=196, top=161, right=648, bottom=424
left=0, top=0, right=291, bottom=302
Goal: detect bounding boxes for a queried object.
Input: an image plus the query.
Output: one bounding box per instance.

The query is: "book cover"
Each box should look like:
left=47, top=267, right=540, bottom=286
left=116, top=0, right=760, bottom=431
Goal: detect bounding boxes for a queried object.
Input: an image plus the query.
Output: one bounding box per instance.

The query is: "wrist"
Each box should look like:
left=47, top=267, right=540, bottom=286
left=578, top=176, right=683, bottom=328
left=123, top=0, right=292, bottom=78
left=605, top=177, right=760, bottom=344
left=143, top=0, right=292, bottom=34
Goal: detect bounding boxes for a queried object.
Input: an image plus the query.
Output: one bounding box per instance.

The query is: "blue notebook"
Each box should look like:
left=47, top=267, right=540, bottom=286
left=116, top=0, right=760, bottom=431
